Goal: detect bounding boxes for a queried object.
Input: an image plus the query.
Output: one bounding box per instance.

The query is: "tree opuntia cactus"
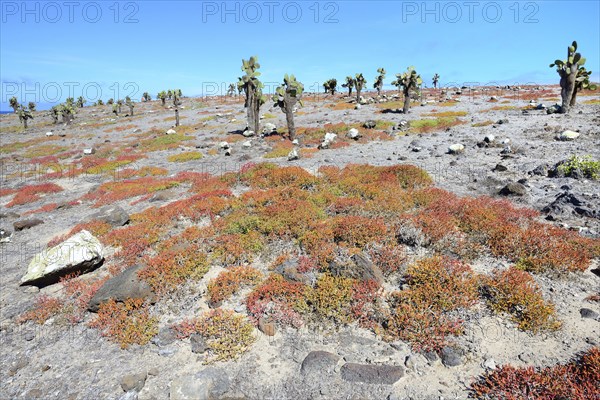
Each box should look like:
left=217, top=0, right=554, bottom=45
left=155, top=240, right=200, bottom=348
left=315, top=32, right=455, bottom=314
left=125, top=96, right=134, bottom=116
left=97, top=99, right=104, bottom=106
left=323, top=79, right=337, bottom=95
left=107, top=98, right=114, bottom=105
left=9, top=96, right=19, bottom=112
left=432, top=73, right=440, bottom=89
left=173, top=91, right=182, bottom=126
left=28, top=102, right=36, bottom=112
left=550, top=41, right=588, bottom=114
left=391, top=66, right=423, bottom=113
left=273, top=74, right=304, bottom=140
left=227, top=83, right=236, bottom=96
left=76, top=96, right=85, bottom=108
left=17, top=105, right=33, bottom=128
left=237, top=56, right=266, bottom=134
left=157, top=91, right=167, bottom=106
left=342, top=76, right=355, bottom=96
left=354, top=73, right=366, bottom=103
left=142, top=92, right=151, bottom=102
left=570, top=66, right=597, bottom=107
left=373, top=68, right=386, bottom=96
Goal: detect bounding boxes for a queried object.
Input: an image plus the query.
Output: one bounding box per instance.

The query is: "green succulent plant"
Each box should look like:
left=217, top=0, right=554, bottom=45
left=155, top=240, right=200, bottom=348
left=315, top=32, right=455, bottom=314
left=323, top=78, right=337, bottom=95
left=373, top=68, right=386, bottom=96
left=550, top=41, right=588, bottom=113
left=273, top=74, right=304, bottom=140
left=354, top=73, right=366, bottom=102
left=17, top=105, right=33, bottom=128
left=342, top=76, right=355, bottom=96
left=392, top=66, right=423, bottom=113
left=237, top=56, right=266, bottom=134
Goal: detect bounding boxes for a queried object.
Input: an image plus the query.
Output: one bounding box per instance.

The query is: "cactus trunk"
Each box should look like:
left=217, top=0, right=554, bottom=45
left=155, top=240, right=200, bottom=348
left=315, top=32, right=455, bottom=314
left=175, top=109, right=180, bottom=127
left=403, top=87, right=411, bottom=113
left=560, top=68, right=577, bottom=114
left=570, top=88, right=578, bottom=107
left=285, top=105, right=295, bottom=140
left=246, top=86, right=260, bottom=134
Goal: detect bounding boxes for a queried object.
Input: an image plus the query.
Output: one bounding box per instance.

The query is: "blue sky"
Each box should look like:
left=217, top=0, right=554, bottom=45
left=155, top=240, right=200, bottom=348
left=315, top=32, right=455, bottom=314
left=1, top=0, right=599, bottom=111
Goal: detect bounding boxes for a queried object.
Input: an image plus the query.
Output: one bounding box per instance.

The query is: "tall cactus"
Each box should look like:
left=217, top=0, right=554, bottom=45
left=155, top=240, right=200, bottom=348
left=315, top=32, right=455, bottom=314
left=237, top=56, right=266, bottom=134
left=9, top=96, right=19, bottom=112
left=49, top=106, right=60, bottom=124
left=227, top=83, right=236, bottom=96
left=28, top=102, right=36, bottom=112
left=392, top=66, right=423, bottom=114
left=550, top=41, right=587, bottom=114
left=173, top=91, right=182, bottom=126
left=354, top=73, right=366, bottom=102
left=373, top=68, right=386, bottom=96
left=76, top=96, right=85, bottom=108
left=125, top=96, right=135, bottom=116
left=17, top=105, right=33, bottom=128
left=142, top=92, right=151, bottom=102
left=571, top=66, right=597, bottom=107
left=157, top=91, right=167, bottom=106
left=342, top=76, right=355, bottom=96
left=323, top=78, right=337, bottom=95
left=273, top=74, right=304, bottom=140
left=432, top=73, right=440, bottom=89
left=59, top=102, right=75, bottom=124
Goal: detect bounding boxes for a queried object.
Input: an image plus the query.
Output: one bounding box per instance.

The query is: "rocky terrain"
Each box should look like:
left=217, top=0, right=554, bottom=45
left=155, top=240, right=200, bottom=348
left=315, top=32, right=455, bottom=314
left=1, top=86, right=599, bottom=399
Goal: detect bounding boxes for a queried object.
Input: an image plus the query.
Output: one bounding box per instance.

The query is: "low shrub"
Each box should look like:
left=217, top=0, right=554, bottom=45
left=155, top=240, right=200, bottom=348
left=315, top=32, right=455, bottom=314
left=207, top=266, right=262, bottom=304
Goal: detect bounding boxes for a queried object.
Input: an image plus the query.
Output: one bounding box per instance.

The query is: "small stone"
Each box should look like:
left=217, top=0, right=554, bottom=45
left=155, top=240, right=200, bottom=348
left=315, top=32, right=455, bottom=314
left=447, top=144, right=465, bottom=154
left=301, top=351, right=340, bottom=377
left=484, top=134, right=495, bottom=143
left=13, top=218, right=44, bottom=231
left=83, top=148, right=95, bottom=155
left=557, top=130, right=580, bottom=141
left=169, top=368, right=230, bottom=400
left=190, top=333, right=208, bottom=354
left=580, top=308, right=599, bottom=319
left=287, top=148, right=299, bottom=161
left=441, top=346, right=463, bottom=367
left=166, top=129, right=176, bottom=135
left=258, top=317, right=276, bottom=336
left=219, top=141, right=230, bottom=149
left=347, top=128, right=361, bottom=140
left=499, top=182, right=527, bottom=196
left=120, top=372, right=147, bottom=392
left=152, top=326, right=177, bottom=347
left=340, top=364, right=404, bottom=385
left=242, top=140, right=252, bottom=148
left=363, top=120, right=376, bottom=129
left=482, top=358, right=497, bottom=370
left=0, top=228, right=12, bottom=243
left=493, top=164, right=508, bottom=172
left=243, top=129, right=255, bottom=137
left=45, top=131, right=53, bottom=137
left=90, top=205, right=129, bottom=227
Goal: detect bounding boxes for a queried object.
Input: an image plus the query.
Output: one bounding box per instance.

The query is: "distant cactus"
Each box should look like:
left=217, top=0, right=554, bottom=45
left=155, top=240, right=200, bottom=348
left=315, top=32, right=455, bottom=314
left=59, top=102, right=75, bottom=124
left=50, top=106, right=60, bottom=124
left=227, top=83, right=236, bottom=96
left=76, top=96, right=85, bottom=108
left=237, top=56, right=266, bottom=134
left=17, top=105, right=33, bottom=128
left=323, top=78, right=337, bottom=95
left=97, top=99, right=104, bottom=106
left=125, top=96, right=135, bottom=116
left=550, top=41, right=589, bottom=114
left=175, top=89, right=182, bottom=97
left=354, top=73, right=366, bottom=102
left=173, top=91, right=182, bottom=126
left=391, top=66, right=423, bottom=113
left=28, top=102, right=36, bottom=112
left=66, top=97, right=75, bottom=107
left=112, top=103, right=119, bottom=116
left=342, top=76, right=355, bottom=96
left=117, top=99, right=123, bottom=114
left=142, top=92, right=151, bottom=102
left=157, top=91, right=167, bottom=106
left=9, top=96, right=19, bottom=112
left=167, top=90, right=173, bottom=100
left=373, top=68, right=386, bottom=96
left=107, top=98, right=114, bottom=105
left=273, top=74, right=304, bottom=140
left=432, top=73, right=440, bottom=89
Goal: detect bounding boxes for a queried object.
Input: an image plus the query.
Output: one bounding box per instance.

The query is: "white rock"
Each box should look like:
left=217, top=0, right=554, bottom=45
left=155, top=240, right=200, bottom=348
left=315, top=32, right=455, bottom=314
left=262, top=123, right=276, bottom=134
left=166, top=129, right=176, bottom=135
left=242, top=129, right=255, bottom=137
left=355, top=104, right=362, bottom=110
left=45, top=131, right=53, bottom=137
left=324, top=132, right=337, bottom=143
left=448, top=144, right=465, bottom=154
left=557, top=130, right=580, bottom=141
left=242, top=140, right=252, bottom=148
left=219, top=141, right=230, bottom=149
left=484, top=134, right=495, bottom=143
left=229, top=118, right=237, bottom=123
left=83, top=148, right=95, bottom=155
left=502, top=138, right=511, bottom=144
left=292, top=139, right=299, bottom=145
left=224, top=149, right=232, bottom=156
left=21, top=230, right=104, bottom=286
left=287, top=148, right=299, bottom=161
left=482, top=358, right=497, bottom=370
left=347, top=128, right=361, bottom=140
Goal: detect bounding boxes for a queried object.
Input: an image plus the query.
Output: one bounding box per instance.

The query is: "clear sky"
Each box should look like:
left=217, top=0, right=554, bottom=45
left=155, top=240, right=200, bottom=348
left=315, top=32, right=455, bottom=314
left=1, top=0, right=599, bottom=111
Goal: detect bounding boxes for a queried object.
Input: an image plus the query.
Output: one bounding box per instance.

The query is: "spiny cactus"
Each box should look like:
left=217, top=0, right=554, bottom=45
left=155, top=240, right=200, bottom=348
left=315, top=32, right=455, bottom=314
left=116, top=99, right=123, bottom=114
left=550, top=41, right=588, bottom=114
left=142, top=92, right=151, bottom=102
left=9, top=96, right=19, bottom=112
left=432, top=73, right=440, bottom=89
left=167, top=90, right=173, bottom=100
left=237, top=56, right=266, bottom=134
left=65, top=97, right=75, bottom=107
left=173, top=91, right=182, bottom=126
left=323, top=78, right=337, bottom=95
left=59, top=102, right=75, bottom=124
left=391, top=66, right=423, bottom=113
left=157, top=91, right=167, bottom=106
left=373, top=68, right=386, bottom=96
left=342, top=76, right=355, bottom=96
left=97, top=99, right=104, bottom=106
left=107, top=98, right=114, bottom=105
left=125, top=96, right=135, bottom=116
left=571, top=67, right=597, bottom=106
left=354, top=73, right=366, bottom=102
left=76, top=96, right=85, bottom=108
left=17, top=105, right=33, bottom=128
left=227, top=83, right=236, bottom=97
left=49, top=106, right=60, bottom=124
left=28, top=102, right=36, bottom=112
left=112, top=103, right=119, bottom=116
left=273, top=74, right=304, bottom=140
